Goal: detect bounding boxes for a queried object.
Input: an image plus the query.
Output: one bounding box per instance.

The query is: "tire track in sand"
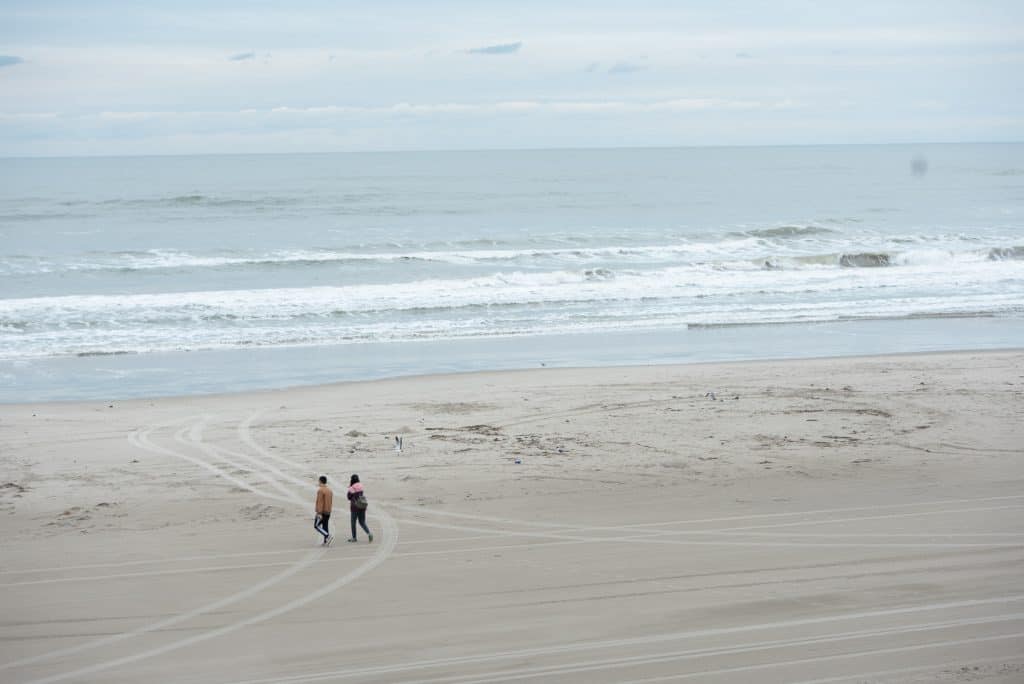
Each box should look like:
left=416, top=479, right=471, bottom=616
left=1, top=419, right=319, bottom=674
left=10, top=414, right=397, bottom=684
left=218, top=595, right=1024, bottom=683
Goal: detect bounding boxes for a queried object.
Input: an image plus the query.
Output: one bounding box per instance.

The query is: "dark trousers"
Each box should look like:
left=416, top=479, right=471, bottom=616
left=314, top=512, right=330, bottom=539
left=351, top=509, right=370, bottom=539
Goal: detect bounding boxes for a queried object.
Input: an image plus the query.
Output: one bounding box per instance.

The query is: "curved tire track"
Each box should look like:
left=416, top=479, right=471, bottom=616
left=11, top=413, right=398, bottom=684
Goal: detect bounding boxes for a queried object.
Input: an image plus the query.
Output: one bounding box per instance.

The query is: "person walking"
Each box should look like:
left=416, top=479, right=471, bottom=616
left=347, top=474, right=373, bottom=543
left=314, top=475, right=333, bottom=546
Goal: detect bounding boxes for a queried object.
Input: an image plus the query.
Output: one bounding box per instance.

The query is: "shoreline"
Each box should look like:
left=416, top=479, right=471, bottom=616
left=4, top=314, right=1024, bottom=404
left=2, top=345, right=1022, bottom=408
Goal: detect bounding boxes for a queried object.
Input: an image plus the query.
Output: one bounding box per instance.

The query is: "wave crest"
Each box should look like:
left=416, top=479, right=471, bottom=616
left=738, top=225, right=838, bottom=239
left=988, top=246, right=1024, bottom=261
left=839, top=253, right=891, bottom=268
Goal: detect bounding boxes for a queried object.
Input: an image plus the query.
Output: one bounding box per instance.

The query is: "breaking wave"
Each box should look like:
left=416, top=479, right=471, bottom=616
left=732, top=225, right=838, bottom=238
left=2, top=230, right=1019, bottom=277
left=2, top=247, right=1021, bottom=359
left=839, top=253, right=891, bottom=268
left=989, top=246, right=1024, bottom=261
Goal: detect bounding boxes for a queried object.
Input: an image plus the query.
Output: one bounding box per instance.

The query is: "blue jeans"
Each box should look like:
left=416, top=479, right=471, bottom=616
left=350, top=509, right=370, bottom=539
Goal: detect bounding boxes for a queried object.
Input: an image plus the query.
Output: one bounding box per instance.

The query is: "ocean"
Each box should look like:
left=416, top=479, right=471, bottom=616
left=1, top=144, right=1022, bottom=402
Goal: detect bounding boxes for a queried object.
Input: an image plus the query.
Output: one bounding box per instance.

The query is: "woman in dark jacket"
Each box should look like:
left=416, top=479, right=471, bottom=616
left=346, top=474, right=373, bottom=543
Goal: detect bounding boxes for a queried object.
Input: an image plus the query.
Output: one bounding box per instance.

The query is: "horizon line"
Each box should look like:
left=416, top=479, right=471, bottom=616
left=1, top=139, right=1021, bottom=162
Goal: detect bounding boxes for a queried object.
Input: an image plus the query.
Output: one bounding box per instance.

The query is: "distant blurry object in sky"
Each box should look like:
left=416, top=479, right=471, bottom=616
left=911, top=156, right=929, bottom=177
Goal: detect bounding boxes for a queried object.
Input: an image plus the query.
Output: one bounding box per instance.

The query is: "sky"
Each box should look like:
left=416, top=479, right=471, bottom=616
left=1, top=0, right=1022, bottom=156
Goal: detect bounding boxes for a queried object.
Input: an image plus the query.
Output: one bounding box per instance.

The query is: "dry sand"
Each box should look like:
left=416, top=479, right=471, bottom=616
left=1, top=350, right=1023, bottom=683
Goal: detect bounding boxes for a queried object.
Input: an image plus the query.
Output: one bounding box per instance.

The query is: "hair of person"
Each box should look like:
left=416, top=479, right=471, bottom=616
left=350, top=474, right=360, bottom=485
left=319, top=475, right=327, bottom=484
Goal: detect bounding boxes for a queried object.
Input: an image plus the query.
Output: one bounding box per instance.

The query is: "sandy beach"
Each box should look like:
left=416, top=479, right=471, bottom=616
left=1, top=350, right=1022, bottom=683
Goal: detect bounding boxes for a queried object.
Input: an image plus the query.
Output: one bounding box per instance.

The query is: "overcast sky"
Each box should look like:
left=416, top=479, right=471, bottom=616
left=1, top=0, right=1022, bottom=156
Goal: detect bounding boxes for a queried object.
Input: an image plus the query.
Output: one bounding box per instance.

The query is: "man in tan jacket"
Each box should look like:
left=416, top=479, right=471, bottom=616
left=314, top=475, right=333, bottom=546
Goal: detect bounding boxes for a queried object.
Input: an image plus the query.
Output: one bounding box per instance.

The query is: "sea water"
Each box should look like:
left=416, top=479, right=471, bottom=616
left=1, top=144, right=1022, bottom=401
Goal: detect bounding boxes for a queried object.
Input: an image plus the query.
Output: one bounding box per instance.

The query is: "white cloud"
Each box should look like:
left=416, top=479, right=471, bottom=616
left=97, top=111, right=161, bottom=121
left=252, top=97, right=799, bottom=118
left=0, top=111, right=58, bottom=121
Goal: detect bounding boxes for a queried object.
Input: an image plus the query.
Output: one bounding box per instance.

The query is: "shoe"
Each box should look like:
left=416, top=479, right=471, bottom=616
left=347, top=538, right=357, bottom=543
left=368, top=533, right=374, bottom=543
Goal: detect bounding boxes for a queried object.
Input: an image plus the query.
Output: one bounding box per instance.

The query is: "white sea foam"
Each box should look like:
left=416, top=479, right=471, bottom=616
left=1, top=256, right=1021, bottom=358
left=1, top=260, right=1014, bottom=319
left=4, top=291, right=1021, bottom=359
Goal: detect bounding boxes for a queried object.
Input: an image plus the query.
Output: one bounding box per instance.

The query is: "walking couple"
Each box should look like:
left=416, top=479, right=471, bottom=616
left=314, top=474, right=373, bottom=546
